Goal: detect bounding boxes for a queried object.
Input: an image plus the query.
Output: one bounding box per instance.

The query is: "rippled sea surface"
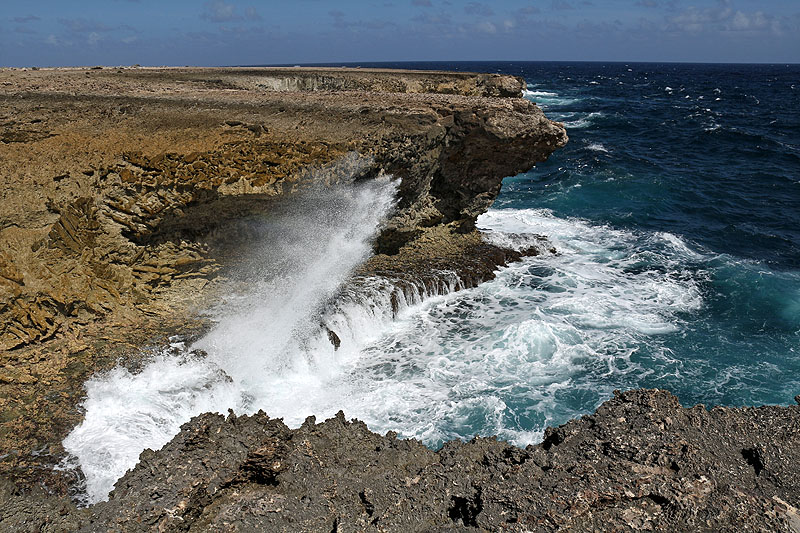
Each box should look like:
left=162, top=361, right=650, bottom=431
left=344, top=60, right=800, bottom=418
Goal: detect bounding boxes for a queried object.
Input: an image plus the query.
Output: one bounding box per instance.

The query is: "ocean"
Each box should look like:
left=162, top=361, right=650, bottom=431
left=62, top=62, right=800, bottom=503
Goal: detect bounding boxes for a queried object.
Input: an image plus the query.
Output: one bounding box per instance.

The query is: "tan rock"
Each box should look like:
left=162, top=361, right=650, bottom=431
left=0, top=66, right=566, bottom=492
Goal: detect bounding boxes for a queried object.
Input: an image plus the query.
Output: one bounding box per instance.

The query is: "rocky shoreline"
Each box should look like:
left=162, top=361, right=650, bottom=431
left=2, top=67, right=798, bottom=532
left=3, top=390, right=800, bottom=531
left=0, top=66, right=565, bottom=495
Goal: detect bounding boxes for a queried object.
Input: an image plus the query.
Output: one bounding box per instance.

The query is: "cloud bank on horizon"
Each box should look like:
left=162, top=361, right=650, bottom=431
left=1, top=0, right=798, bottom=67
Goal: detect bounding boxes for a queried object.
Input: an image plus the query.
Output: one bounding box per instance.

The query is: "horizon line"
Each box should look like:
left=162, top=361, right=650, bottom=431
left=4, top=59, right=799, bottom=69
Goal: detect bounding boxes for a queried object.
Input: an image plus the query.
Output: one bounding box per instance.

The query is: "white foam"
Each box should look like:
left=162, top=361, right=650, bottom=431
left=523, top=89, right=580, bottom=108
left=328, top=209, right=706, bottom=445
left=563, top=118, right=590, bottom=129
left=478, top=209, right=705, bottom=335
left=586, top=142, right=609, bottom=153
left=64, top=177, right=401, bottom=503
left=562, top=112, right=603, bottom=129
left=525, top=90, right=559, bottom=97
left=62, top=351, right=240, bottom=503
left=64, top=203, right=706, bottom=504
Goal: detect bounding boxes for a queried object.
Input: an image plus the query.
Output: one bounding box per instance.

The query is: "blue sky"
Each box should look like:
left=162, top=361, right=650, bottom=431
left=1, top=1, right=798, bottom=67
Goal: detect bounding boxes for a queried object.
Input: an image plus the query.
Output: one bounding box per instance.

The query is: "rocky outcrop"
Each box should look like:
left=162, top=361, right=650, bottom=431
left=0, top=67, right=565, bottom=491
left=0, top=67, right=564, bottom=351
left=120, top=67, right=527, bottom=97
left=3, top=389, right=799, bottom=532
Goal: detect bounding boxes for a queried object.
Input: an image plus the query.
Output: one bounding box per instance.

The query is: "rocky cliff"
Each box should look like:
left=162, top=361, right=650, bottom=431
left=0, top=67, right=565, bottom=493
left=1, top=67, right=798, bottom=533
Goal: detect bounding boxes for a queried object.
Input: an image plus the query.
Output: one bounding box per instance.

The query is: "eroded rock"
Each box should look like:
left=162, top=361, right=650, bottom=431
left=0, top=67, right=565, bottom=492
left=3, top=389, right=798, bottom=532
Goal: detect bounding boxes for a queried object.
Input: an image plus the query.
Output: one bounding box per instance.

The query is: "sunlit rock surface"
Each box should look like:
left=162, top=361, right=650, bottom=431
left=0, top=66, right=565, bottom=493
left=3, top=390, right=800, bottom=531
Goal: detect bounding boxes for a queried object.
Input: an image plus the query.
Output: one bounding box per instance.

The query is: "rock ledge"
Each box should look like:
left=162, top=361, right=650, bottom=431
left=0, top=67, right=565, bottom=490
left=3, top=389, right=799, bottom=532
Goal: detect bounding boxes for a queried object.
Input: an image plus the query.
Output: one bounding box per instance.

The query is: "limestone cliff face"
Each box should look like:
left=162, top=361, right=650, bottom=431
left=0, top=67, right=565, bottom=487
left=119, top=67, right=527, bottom=97
left=0, top=68, right=565, bottom=353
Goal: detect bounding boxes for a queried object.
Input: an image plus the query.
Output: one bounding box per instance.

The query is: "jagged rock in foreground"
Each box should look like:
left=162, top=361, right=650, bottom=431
left=3, top=389, right=798, bottom=532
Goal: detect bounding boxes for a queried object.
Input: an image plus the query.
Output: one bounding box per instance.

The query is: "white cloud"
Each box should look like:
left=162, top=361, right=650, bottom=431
left=667, top=1, right=784, bottom=36
left=245, top=6, right=262, bottom=21
left=59, top=18, right=114, bottom=33
left=202, top=1, right=240, bottom=23
left=668, top=1, right=734, bottom=32
left=45, top=34, right=71, bottom=46
left=728, top=11, right=772, bottom=31
left=464, top=2, right=493, bottom=17
left=13, top=15, right=41, bottom=23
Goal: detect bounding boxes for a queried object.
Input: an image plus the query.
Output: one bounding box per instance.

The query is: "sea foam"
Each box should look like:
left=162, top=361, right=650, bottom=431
left=64, top=177, right=401, bottom=503
left=63, top=203, right=706, bottom=504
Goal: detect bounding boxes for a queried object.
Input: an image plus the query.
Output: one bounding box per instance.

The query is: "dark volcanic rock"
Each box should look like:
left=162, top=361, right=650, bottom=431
left=5, top=389, right=799, bottom=532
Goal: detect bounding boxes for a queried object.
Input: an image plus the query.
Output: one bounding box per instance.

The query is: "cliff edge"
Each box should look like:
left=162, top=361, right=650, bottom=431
left=0, top=67, right=565, bottom=492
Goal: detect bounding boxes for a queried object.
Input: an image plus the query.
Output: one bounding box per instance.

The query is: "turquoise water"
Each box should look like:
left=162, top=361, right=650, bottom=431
left=66, top=63, right=800, bottom=501
left=501, top=62, right=800, bottom=409
left=334, top=61, right=800, bottom=441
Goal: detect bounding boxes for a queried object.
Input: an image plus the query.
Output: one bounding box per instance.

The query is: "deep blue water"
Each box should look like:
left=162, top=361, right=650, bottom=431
left=314, top=61, right=800, bottom=411
left=508, top=62, right=800, bottom=408
left=503, top=63, right=800, bottom=410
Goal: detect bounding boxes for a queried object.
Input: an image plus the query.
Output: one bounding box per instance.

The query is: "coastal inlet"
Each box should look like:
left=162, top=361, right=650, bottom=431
left=0, top=66, right=567, bottom=499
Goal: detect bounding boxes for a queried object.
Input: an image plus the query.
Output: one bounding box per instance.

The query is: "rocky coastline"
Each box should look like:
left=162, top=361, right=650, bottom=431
left=3, top=390, right=800, bottom=531
left=1, top=67, right=798, bottom=531
left=0, top=66, right=565, bottom=493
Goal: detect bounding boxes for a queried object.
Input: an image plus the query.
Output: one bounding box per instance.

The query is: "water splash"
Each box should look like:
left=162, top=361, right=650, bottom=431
left=63, top=202, right=711, bottom=504
left=63, top=176, right=399, bottom=503
left=326, top=208, right=705, bottom=447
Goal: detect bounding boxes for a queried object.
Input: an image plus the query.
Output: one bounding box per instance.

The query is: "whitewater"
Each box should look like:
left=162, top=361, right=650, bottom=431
left=63, top=61, right=800, bottom=504
left=63, top=196, right=705, bottom=504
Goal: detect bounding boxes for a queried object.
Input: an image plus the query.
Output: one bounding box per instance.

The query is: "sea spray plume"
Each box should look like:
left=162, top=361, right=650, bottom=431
left=194, top=173, right=399, bottom=384
left=61, top=348, right=240, bottom=504
left=63, top=169, right=398, bottom=504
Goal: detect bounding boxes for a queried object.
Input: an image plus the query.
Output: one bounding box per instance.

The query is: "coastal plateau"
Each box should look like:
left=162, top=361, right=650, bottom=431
left=1, top=67, right=799, bottom=532
left=0, top=66, right=564, bottom=492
